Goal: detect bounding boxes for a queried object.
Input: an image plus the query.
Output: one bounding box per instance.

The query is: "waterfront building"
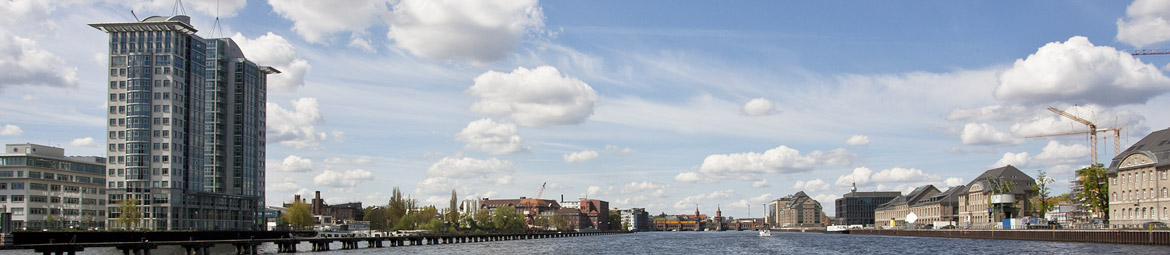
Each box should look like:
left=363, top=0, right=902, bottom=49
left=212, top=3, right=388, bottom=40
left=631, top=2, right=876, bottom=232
left=957, top=165, right=1036, bottom=227
left=480, top=198, right=611, bottom=231
left=772, top=191, right=824, bottom=228
left=835, top=185, right=900, bottom=226
left=874, top=185, right=939, bottom=228
left=91, top=15, right=276, bottom=230
left=1106, top=127, right=1170, bottom=228
left=0, top=144, right=108, bottom=230
left=614, top=207, right=649, bottom=231
left=294, top=191, right=362, bottom=224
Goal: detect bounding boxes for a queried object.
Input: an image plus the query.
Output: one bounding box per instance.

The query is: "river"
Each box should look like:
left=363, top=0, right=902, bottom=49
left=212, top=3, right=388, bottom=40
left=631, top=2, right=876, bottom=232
left=8, top=231, right=1166, bottom=254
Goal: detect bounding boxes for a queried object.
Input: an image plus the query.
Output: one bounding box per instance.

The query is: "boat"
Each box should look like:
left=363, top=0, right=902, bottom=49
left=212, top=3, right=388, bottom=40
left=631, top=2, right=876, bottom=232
left=825, top=225, right=849, bottom=234
left=758, top=229, right=772, bottom=237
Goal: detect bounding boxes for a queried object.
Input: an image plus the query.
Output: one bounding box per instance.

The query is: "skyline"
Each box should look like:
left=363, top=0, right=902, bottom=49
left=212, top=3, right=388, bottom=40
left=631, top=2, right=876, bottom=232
left=3, top=0, right=1170, bottom=218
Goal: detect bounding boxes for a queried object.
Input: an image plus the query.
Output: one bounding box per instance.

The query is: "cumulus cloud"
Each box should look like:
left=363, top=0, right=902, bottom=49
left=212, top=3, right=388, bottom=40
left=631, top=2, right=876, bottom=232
left=946, top=105, right=1029, bottom=122
left=870, top=167, right=939, bottom=183
left=834, top=167, right=873, bottom=187
left=1117, top=0, right=1170, bottom=48
left=844, top=135, right=870, bottom=146
left=960, top=123, right=1021, bottom=145
left=268, top=0, right=389, bottom=43
left=991, top=141, right=1089, bottom=168
left=791, top=179, right=830, bottom=193
left=741, top=98, right=776, bottom=116
left=386, top=0, right=544, bottom=62
left=752, top=179, right=770, bottom=188
left=729, top=193, right=773, bottom=209
left=268, top=177, right=301, bottom=193
left=674, top=172, right=703, bottom=183
left=563, top=150, right=599, bottom=163
left=455, top=118, right=528, bottom=155
left=0, top=29, right=77, bottom=91
left=678, top=146, right=855, bottom=183
left=279, top=155, right=314, bottom=172
left=1009, top=104, right=1146, bottom=140
left=944, top=177, right=965, bottom=187
left=620, top=181, right=669, bottom=197
left=230, top=32, right=311, bottom=91
left=605, top=144, right=637, bottom=153
left=469, top=66, right=597, bottom=127
left=674, top=190, right=734, bottom=209
left=324, top=156, right=372, bottom=165
left=68, top=137, right=96, bottom=147
left=0, top=124, right=22, bottom=136
left=115, top=0, right=247, bottom=18
left=268, top=98, right=334, bottom=149
left=836, top=166, right=941, bottom=188
left=993, top=36, right=1170, bottom=106
left=313, top=169, right=373, bottom=188
left=425, top=156, right=514, bottom=184
left=992, top=152, right=1030, bottom=168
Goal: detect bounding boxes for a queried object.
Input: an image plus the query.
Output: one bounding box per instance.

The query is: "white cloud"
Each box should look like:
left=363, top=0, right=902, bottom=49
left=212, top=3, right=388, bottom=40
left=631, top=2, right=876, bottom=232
left=812, top=194, right=839, bottom=205
left=677, top=146, right=855, bottom=183
left=425, top=156, right=515, bottom=184
left=870, top=167, right=938, bottom=183
left=844, top=135, right=870, bottom=147
left=386, top=0, right=544, bottom=62
left=0, top=124, right=22, bottom=136
left=585, top=185, right=603, bottom=197
left=324, top=156, right=372, bottom=165
left=674, top=190, right=734, bottom=209
left=946, top=105, right=1029, bottom=122
left=230, top=32, right=311, bottom=91
left=752, top=179, right=770, bottom=188
left=469, top=66, right=597, bottom=127
left=791, top=179, right=830, bottom=193
left=563, top=150, right=599, bottom=163
left=992, top=152, right=1030, bottom=168
left=313, top=169, right=373, bottom=188
left=279, top=155, right=314, bottom=172
left=674, top=172, right=703, bottom=183
left=741, top=98, right=776, bottom=116
left=960, top=123, right=1021, bottom=145
left=0, top=29, right=77, bottom=91
left=620, top=181, right=668, bottom=197
left=114, top=0, right=247, bottom=18
left=455, top=118, right=528, bottom=155
left=267, top=98, right=332, bottom=149
left=729, top=193, right=774, bottom=209
left=944, top=177, right=965, bottom=187
left=68, top=137, right=96, bottom=147
left=993, top=36, right=1170, bottom=106
left=268, top=177, right=301, bottom=193
left=268, top=0, right=389, bottom=43
left=20, top=94, right=34, bottom=101
left=348, top=36, right=375, bottom=52
left=605, top=144, right=637, bottom=153
left=1117, top=0, right=1170, bottom=48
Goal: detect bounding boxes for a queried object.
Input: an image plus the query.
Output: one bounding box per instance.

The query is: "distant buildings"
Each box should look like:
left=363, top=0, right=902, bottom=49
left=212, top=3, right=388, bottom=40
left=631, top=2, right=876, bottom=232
left=90, top=14, right=277, bottom=230
left=835, top=189, right=900, bottom=226
left=874, top=184, right=965, bottom=228
left=766, top=191, right=824, bottom=229
left=0, top=144, right=108, bottom=230
left=957, top=165, right=1036, bottom=227
left=1106, top=127, right=1170, bottom=228
left=479, top=198, right=612, bottom=231
left=286, top=191, right=363, bottom=225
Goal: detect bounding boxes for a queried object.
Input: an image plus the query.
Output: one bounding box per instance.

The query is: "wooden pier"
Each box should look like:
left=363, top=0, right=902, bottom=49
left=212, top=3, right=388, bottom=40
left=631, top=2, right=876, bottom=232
left=5, top=231, right=629, bottom=255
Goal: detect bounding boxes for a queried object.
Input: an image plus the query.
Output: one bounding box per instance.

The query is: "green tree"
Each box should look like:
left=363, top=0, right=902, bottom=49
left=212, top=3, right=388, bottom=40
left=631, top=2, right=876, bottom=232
left=422, top=217, right=448, bottom=232
left=1077, top=164, right=1109, bottom=221
left=551, top=214, right=570, bottom=231
left=533, top=215, right=550, bottom=230
left=492, top=206, right=525, bottom=231
left=418, top=206, right=439, bottom=224
left=474, top=208, right=494, bottom=230
left=364, top=206, right=391, bottom=232
left=117, top=197, right=141, bottom=230
left=1031, top=169, right=1055, bottom=216
left=394, top=213, right=418, bottom=230
left=387, top=187, right=407, bottom=228
left=284, top=198, right=314, bottom=230
left=459, top=212, right=478, bottom=230
left=607, top=211, right=622, bottom=231
left=448, top=189, right=460, bottom=226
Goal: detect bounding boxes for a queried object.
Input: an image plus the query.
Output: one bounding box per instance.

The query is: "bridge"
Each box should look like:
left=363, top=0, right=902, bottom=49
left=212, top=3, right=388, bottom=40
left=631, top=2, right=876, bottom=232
left=3, top=231, right=630, bottom=255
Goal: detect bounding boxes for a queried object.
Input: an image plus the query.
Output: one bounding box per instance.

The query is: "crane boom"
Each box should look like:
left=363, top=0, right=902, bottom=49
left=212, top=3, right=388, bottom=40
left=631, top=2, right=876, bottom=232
left=1132, top=49, right=1170, bottom=56
left=1025, top=129, right=1092, bottom=138
left=1047, top=107, right=1094, bottom=127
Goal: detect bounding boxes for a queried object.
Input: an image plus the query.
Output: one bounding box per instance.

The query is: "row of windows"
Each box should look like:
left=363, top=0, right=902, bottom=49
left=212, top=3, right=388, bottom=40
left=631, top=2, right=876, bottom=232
left=24, top=171, right=103, bottom=185
left=0, top=158, right=105, bottom=175
left=109, top=104, right=173, bottom=115
left=107, top=181, right=171, bottom=189
left=1116, top=207, right=1168, bottom=221
left=107, top=168, right=170, bottom=177
left=1112, top=188, right=1168, bottom=201
left=1112, top=170, right=1167, bottom=186
left=8, top=195, right=105, bottom=205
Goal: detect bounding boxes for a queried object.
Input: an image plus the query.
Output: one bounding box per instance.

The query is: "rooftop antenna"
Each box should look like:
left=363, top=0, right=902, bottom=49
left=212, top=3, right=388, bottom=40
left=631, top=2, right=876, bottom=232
left=172, top=0, right=188, bottom=16
left=208, top=0, right=224, bottom=38
left=130, top=10, right=140, bottom=22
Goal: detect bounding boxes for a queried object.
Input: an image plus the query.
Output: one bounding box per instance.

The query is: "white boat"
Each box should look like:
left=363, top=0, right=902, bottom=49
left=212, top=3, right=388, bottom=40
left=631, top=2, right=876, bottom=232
left=825, top=225, right=849, bottom=234
left=758, top=229, right=772, bottom=237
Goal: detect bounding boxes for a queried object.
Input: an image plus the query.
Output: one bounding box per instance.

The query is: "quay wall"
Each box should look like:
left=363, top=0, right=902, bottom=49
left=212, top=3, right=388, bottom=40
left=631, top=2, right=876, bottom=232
left=851, top=229, right=1170, bottom=246
left=13, top=230, right=314, bottom=245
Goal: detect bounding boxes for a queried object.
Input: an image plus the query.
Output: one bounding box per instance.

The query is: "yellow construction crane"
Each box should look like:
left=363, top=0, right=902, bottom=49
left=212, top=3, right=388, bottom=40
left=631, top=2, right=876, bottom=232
left=1025, top=107, right=1125, bottom=166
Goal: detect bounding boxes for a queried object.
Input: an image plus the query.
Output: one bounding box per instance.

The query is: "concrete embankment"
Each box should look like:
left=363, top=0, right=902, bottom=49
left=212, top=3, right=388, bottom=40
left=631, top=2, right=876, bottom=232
left=851, top=229, right=1170, bottom=246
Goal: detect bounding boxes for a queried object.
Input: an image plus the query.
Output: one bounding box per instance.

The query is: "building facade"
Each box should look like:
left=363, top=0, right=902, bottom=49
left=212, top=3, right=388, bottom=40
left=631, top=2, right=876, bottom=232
left=772, top=191, right=824, bottom=229
left=0, top=144, right=108, bottom=230
left=91, top=15, right=275, bottom=230
left=874, top=185, right=965, bottom=228
left=957, top=165, right=1036, bottom=228
left=835, top=191, right=901, bottom=226
left=615, top=208, right=649, bottom=231
left=1107, top=127, right=1170, bottom=228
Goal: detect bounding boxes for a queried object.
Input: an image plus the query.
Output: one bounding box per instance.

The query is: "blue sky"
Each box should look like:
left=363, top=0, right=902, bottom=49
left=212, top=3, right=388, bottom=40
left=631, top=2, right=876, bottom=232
left=3, top=0, right=1170, bottom=218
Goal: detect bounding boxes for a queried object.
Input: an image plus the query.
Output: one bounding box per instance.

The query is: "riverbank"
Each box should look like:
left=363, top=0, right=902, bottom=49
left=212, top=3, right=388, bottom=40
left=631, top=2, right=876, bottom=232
left=851, top=229, right=1170, bottom=246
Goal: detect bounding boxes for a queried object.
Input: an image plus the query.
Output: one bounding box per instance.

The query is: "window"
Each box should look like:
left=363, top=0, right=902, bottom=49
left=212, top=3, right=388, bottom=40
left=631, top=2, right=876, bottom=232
left=49, top=197, right=59, bottom=203
left=10, top=182, right=23, bottom=190
left=11, top=195, right=24, bottom=202
left=28, top=183, right=46, bottom=191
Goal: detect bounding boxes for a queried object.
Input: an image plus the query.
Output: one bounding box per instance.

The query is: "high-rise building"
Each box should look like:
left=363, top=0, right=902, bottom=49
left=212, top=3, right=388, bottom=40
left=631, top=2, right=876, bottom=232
left=90, top=15, right=275, bottom=230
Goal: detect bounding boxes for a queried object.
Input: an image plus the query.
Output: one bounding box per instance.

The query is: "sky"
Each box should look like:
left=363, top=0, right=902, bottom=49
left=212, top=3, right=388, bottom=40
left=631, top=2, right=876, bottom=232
left=3, top=0, right=1170, bottom=218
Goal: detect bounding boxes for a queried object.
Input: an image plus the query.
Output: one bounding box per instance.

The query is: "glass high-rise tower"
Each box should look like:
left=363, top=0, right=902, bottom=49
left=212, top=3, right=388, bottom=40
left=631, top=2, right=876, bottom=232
left=91, top=15, right=276, bottom=230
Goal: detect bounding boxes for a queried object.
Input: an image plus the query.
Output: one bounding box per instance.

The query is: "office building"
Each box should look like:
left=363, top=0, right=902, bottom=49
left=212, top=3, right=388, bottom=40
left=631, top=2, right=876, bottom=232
left=835, top=188, right=900, bottom=226
left=1107, top=127, right=1170, bottom=228
left=0, top=144, right=108, bottom=230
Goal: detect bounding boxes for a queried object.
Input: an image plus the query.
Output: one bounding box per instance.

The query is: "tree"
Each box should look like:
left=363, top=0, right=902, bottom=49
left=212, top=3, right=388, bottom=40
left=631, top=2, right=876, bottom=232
left=1077, top=164, right=1109, bottom=221
left=394, top=213, right=418, bottom=230
left=551, top=214, right=570, bottom=231
left=474, top=208, right=494, bottom=230
left=364, top=206, right=391, bottom=232
left=418, top=206, right=439, bottom=223
left=492, top=206, right=525, bottom=231
left=422, top=217, right=448, bottom=232
left=607, top=211, right=621, bottom=231
left=387, top=187, right=407, bottom=229
left=448, top=189, right=460, bottom=226
left=117, top=197, right=141, bottom=230
left=284, top=198, right=314, bottom=230
left=533, top=215, right=550, bottom=230
left=1031, top=169, right=1055, bottom=216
